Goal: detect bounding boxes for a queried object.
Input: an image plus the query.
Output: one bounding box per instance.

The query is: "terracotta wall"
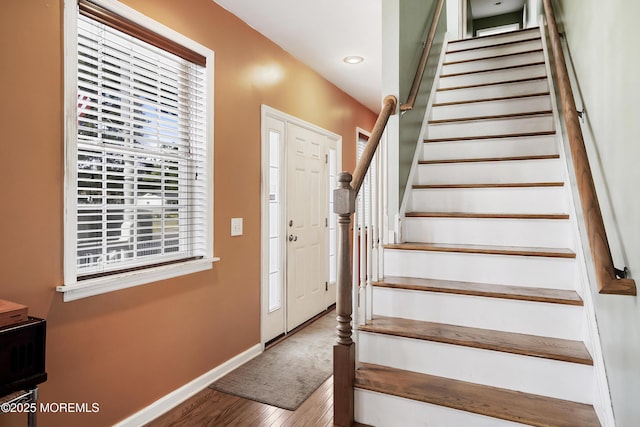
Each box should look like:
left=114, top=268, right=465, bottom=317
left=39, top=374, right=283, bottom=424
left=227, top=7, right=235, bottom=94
left=0, top=0, right=376, bottom=425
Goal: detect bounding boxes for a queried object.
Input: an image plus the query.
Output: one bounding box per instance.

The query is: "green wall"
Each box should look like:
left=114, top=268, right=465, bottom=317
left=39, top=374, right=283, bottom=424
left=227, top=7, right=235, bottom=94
left=553, top=0, right=640, bottom=425
left=397, top=0, right=447, bottom=205
left=473, top=10, right=523, bottom=35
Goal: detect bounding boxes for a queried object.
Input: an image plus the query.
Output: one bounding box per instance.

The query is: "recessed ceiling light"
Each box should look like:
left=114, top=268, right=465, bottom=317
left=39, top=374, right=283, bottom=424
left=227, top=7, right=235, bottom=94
left=343, top=56, right=364, bottom=64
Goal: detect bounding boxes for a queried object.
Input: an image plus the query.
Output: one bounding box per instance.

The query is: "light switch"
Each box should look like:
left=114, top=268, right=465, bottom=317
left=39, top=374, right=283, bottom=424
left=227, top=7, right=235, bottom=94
left=231, top=218, right=243, bottom=236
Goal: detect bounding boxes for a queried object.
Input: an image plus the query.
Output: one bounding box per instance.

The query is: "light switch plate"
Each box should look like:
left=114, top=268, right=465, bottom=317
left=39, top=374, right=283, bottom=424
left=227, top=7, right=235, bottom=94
left=231, top=217, right=243, bottom=236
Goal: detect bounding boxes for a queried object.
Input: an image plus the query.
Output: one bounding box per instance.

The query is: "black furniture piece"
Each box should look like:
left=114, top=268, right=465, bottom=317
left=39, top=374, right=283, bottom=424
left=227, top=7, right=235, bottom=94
left=0, top=317, right=47, bottom=427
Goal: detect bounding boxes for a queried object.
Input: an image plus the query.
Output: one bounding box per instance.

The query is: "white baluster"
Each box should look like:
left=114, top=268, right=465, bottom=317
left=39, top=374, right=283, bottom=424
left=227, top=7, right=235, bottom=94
left=365, top=161, right=374, bottom=322
left=352, top=208, right=359, bottom=329
left=358, top=188, right=366, bottom=326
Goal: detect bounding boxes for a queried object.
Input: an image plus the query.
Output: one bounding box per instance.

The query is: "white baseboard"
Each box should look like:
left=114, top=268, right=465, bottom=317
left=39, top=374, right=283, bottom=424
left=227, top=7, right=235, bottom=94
left=113, top=343, right=262, bottom=427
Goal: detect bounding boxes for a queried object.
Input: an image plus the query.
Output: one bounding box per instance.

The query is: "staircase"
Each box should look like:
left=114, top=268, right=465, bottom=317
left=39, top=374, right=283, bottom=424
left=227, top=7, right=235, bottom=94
left=353, top=28, right=605, bottom=426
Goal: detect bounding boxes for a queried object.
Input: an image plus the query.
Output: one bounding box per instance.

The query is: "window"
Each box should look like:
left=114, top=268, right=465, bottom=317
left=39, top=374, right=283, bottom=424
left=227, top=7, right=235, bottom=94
left=60, top=0, right=216, bottom=301
left=476, top=23, right=521, bottom=37
left=267, top=129, right=282, bottom=313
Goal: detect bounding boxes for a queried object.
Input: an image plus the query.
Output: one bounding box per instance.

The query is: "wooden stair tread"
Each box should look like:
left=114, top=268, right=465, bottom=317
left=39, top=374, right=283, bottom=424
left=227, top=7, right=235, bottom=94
left=374, top=276, right=583, bottom=306
left=360, top=316, right=592, bottom=365
left=418, top=155, right=559, bottom=165
left=433, top=91, right=550, bottom=107
left=429, top=110, right=552, bottom=125
left=440, top=61, right=546, bottom=78
left=437, top=76, right=547, bottom=92
left=383, top=242, right=576, bottom=258
left=412, top=182, right=564, bottom=189
left=355, top=363, right=601, bottom=427
left=405, top=211, right=569, bottom=220
left=443, top=48, right=544, bottom=66
left=446, top=36, right=541, bottom=54
left=424, top=130, right=556, bottom=143
left=447, top=27, right=540, bottom=45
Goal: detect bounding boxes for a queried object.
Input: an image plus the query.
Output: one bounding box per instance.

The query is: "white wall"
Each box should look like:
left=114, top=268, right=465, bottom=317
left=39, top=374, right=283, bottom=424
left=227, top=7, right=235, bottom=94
left=554, top=1, right=640, bottom=425
left=446, top=0, right=460, bottom=40
left=526, top=0, right=542, bottom=27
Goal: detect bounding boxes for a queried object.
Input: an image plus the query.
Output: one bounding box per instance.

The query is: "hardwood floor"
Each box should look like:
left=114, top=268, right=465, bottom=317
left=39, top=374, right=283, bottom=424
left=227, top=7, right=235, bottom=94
left=147, top=376, right=336, bottom=427
left=147, top=308, right=372, bottom=427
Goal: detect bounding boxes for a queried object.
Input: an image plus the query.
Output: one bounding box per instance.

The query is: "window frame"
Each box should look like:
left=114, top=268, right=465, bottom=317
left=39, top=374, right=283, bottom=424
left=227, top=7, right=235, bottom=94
left=59, top=0, right=218, bottom=302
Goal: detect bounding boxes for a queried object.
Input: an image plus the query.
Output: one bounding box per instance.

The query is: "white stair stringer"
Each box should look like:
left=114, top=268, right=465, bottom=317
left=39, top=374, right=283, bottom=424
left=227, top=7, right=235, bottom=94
left=355, top=27, right=607, bottom=427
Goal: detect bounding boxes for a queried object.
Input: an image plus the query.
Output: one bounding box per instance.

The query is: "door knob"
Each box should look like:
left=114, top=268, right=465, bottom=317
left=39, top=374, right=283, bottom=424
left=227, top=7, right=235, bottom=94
left=288, top=234, right=298, bottom=242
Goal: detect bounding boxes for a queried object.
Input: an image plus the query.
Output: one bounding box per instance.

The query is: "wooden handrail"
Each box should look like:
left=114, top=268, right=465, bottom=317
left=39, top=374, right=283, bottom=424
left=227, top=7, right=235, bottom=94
left=542, top=0, right=636, bottom=295
left=352, top=95, right=398, bottom=194
left=400, top=0, right=445, bottom=111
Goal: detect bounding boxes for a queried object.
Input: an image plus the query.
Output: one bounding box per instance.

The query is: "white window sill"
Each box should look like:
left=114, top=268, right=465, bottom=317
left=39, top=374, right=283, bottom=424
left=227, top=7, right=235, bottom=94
left=57, top=257, right=220, bottom=302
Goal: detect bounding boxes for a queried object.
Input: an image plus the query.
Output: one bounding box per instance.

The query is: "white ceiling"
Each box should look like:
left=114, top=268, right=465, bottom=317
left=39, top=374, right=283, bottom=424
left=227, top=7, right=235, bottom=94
left=214, top=0, right=382, bottom=112
left=470, top=0, right=525, bottom=19
left=213, top=0, right=525, bottom=113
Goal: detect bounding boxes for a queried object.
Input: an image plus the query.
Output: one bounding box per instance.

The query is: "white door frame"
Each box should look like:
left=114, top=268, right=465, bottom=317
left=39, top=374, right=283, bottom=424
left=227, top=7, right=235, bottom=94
left=260, top=105, right=342, bottom=347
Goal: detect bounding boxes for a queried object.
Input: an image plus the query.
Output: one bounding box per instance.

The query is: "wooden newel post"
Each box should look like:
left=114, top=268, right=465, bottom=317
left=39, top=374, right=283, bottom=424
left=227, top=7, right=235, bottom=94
left=333, top=171, right=356, bottom=427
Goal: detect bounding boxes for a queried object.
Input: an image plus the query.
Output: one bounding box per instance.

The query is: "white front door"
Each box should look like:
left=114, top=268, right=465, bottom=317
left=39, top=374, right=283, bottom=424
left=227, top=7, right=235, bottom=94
left=286, top=122, right=328, bottom=331
left=261, top=106, right=341, bottom=344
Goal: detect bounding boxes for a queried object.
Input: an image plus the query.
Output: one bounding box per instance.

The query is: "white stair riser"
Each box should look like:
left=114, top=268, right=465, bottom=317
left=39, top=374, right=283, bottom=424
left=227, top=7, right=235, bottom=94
left=372, top=286, right=583, bottom=339
left=355, top=389, right=528, bottom=427
left=409, top=186, right=567, bottom=214
left=439, top=64, right=547, bottom=89
left=359, top=333, right=593, bottom=403
left=427, top=115, right=554, bottom=140
left=416, top=158, right=563, bottom=185
left=403, top=217, right=574, bottom=248
left=383, top=249, right=577, bottom=289
left=422, top=135, right=559, bottom=161
left=446, top=39, right=543, bottom=63
left=431, top=95, right=552, bottom=121
left=435, top=79, right=549, bottom=104
left=442, top=51, right=545, bottom=75
left=447, top=29, right=541, bottom=53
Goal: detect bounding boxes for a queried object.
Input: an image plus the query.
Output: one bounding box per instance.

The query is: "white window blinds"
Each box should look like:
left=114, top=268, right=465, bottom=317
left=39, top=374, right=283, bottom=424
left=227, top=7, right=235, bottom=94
left=74, top=7, right=208, bottom=278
